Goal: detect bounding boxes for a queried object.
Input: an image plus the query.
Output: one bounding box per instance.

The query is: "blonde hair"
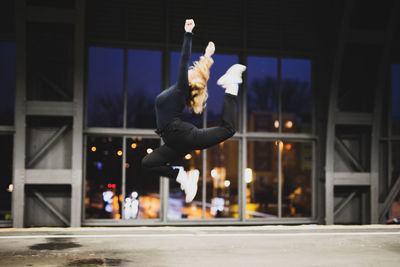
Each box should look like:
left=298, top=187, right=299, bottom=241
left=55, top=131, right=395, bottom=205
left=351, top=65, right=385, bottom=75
left=187, top=56, right=214, bottom=114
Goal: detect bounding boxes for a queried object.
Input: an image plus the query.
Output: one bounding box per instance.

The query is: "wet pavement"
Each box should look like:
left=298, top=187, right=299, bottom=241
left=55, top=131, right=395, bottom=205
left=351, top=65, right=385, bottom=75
left=0, top=225, right=400, bottom=266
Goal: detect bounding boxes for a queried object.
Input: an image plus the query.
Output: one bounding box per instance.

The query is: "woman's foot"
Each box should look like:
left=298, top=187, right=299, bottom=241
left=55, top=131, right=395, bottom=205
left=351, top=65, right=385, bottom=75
left=185, top=169, right=199, bottom=203
left=173, top=166, right=188, bottom=190
left=217, top=64, right=247, bottom=86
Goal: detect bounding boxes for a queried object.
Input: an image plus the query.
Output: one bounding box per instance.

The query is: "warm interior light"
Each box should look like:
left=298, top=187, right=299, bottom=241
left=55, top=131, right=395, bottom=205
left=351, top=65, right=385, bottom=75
left=245, top=168, right=253, bottom=183
left=117, top=150, right=123, bottom=156
left=91, top=146, right=96, bottom=152
left=285, top=120, right=293, bottom=128
left=131, top=143, right=137, bottom=149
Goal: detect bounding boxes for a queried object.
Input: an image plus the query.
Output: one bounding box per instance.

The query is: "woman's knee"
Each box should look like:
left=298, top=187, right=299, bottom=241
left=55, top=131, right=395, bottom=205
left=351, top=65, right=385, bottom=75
left=141, top=154, right=153, bottom=169
left=224, top=125, right=236, bottom=138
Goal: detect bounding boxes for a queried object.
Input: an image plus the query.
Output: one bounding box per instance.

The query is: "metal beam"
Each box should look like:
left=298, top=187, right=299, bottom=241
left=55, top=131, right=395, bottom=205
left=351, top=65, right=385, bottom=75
left=0, top=126, right=15, bottom=133
left=325, top=0, right=355, bottom=225
left=334, top=172, right=370, bottom=186
left=335, top=112, right=373, bottom=125
left=26, top=125, right=70, bottom=168
left=379, top=175, right=400, bottom=222
left=335, top=137, right=365, bottom=172
left=334, top=191, right=357, bottom=216
left=26, top=101, right=74, bottom=116
left=32, top=190, right=69, bottom=226
left=13, top=0, right=27, bottom=228
left=70, top=0, right=85, bottom=227
left=25, top=169, right=72, bottom=184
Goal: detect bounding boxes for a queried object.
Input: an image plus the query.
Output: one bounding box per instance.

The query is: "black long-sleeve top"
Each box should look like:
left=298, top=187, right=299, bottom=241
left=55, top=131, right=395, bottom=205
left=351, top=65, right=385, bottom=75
left=155, top=32, right=193, bottom=133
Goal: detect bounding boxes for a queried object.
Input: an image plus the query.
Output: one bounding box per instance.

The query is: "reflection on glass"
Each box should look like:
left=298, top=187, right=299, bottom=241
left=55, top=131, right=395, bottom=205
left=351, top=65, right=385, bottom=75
left=247, top=57, right=278, bottom=132
left=392, top=64, right=400, bottom=136
left=0, top=135, right=13, bottom=220
left=207, top=140, right=238, bottom=218
left=125, top=137, right=160, bottom=219
left=87, top=47, right=124, bottom=127
left=170, top=51, right=203, bottom=128
left=85, top=136, right=122, bottom=219
left=282, top=142, right=312, bottom=217
left=247, top=140, right=278, bottom=218
left=281, top=59, right=312, bottom=133
left=168, top=150, right=203, bottom=220
left=206, top=54, right=238, bottom=129
left=392, top=142, right=400, bottom=217
left=127, top=50, right=161, bottom=129
left=0, top=42, right=15, bottom=125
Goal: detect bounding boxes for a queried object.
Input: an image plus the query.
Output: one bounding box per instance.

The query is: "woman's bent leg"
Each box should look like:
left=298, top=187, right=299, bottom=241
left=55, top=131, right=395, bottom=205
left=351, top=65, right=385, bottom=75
left=141, top=145, right=186, bottom=179
left=186, top=94, right=237, bottom=150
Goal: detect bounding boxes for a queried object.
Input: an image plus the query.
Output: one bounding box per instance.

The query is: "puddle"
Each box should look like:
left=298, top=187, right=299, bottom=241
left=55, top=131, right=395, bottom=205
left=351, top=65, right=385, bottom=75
left=29, top=238, right=82, bottom=251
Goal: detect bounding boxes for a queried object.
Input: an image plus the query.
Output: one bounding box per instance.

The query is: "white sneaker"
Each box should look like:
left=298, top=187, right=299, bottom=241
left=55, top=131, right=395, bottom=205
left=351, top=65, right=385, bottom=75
left=217, top=64, right=247, bottom=86
left=173, top=166, right=188, bottom=190
left=185, top=169, right=199, bottom=203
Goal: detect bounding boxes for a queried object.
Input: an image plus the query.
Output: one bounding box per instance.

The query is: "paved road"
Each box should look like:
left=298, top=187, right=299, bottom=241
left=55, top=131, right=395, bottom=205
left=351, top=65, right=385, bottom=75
left=0, top=225, right=399, bottom=266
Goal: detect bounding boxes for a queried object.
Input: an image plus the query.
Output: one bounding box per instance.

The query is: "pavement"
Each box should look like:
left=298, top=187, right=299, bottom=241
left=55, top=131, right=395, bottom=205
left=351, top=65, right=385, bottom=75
left=0, top=225, right=400, bottom=267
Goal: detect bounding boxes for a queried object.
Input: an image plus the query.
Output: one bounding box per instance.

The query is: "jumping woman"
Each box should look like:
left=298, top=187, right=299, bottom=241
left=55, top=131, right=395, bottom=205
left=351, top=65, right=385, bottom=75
left=141, top=19, right=246, bottom=203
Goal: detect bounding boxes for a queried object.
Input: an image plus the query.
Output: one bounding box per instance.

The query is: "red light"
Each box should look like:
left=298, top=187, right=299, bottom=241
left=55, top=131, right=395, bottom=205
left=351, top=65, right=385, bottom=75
left=107, top=184, right=111, bottom=188
left=112, top=184, right=116, bottom=189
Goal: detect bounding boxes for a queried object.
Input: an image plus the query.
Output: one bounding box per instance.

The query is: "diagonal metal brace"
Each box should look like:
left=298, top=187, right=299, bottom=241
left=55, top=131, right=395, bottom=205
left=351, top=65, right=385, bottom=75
left=379, top=175, right=400, bottom=222
left=335, top=137, right=365, bottom=172
left=32, top=190, right=70, bottom=226
left=37, top=72, right=71, bottom=100
left=334, top=191, right=357, bottom=216
left=27, top=124, right=70, bottom=168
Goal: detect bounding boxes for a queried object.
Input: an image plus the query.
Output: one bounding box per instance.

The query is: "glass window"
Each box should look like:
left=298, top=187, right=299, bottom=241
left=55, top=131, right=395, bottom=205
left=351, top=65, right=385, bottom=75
left=282, top=141, right=312, bottom=217
left=206, top=54, right=239, bottom=128
left=247, top=57, right=278, bottom=132
left=127, top=50, right=161, bottom=129
left=246, top=140, right=278, bottom=218
left=125, top=137, right=160, bottom=219
left=170, top=51, right=203, bottom=128
left=207, top=140, right=239, bottom=218
left=281, top=59, right=312, bottom=133
left=168, top=150, right=203, bottom=220
left=87, top=47, right=124, bottom=127
left=85, top=136, right=122, bottom=219
left=0, top=135, right=13, bottom=220
left=0, top=42, right=15, bottom=125
left=392, top=64, right=400, bottom=136
left=392, top=142, right=400, bottom=218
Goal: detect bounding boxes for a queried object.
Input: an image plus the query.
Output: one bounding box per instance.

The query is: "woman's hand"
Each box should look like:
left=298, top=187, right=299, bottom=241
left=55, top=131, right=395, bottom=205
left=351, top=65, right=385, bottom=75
left=184, top=19, right=195, bottom=33
left=204, top=41, right=215, bottom=57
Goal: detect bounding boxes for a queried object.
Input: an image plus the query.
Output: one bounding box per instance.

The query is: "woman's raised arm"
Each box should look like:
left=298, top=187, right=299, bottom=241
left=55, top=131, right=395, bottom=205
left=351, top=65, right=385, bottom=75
left=176, top=19, right=195, bottom=89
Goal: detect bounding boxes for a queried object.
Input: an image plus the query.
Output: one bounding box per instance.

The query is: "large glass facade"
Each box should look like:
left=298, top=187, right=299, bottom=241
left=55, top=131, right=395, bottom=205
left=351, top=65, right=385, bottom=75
left=246, top=140, right=278, bottom=218
left=85, top=47, right=314, bottom=223
left=207, top=140, right=239, bottom=218
left=85, top=136, right=122, bottom=219
left=281, top=59, right=312, bottom=133
left=127, top=50, right=161, bottom=129
left=247, top=57, right=278, bottom=132
left=87, top=47, right=124, bottom=127
left=125, top=138, right=160, bottom=219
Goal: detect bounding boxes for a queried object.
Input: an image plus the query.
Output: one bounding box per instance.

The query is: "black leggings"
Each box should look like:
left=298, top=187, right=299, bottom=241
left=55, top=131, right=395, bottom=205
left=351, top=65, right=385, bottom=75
left=141, top=94, right=237, bottom=179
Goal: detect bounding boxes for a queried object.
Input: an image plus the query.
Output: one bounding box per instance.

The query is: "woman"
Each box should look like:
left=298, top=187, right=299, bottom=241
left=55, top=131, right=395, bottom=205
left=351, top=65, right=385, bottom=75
left=142, top=19, right=246, bottom=203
